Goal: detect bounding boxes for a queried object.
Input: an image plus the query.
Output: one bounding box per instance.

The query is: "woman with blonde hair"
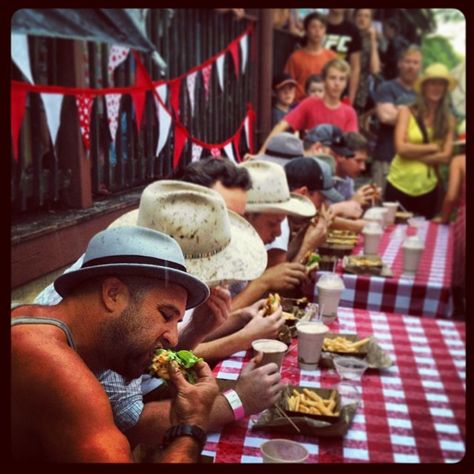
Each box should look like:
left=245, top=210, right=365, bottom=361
left=384, top=63, right=457, bottom=218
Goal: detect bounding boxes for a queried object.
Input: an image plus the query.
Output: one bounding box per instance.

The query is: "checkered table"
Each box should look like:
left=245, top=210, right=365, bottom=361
left=204, top=307, right=465, bottom=463
left=312, top=222, right=454, bottom=319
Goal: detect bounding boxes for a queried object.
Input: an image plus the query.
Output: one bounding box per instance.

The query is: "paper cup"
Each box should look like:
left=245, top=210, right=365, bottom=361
left=382, top=202, right=398, bottom=225
left=251, top=339, right=288, bottom=370
left=296, top=321, right=329, bottom=370
left=260, top=439, right=309, bottom=463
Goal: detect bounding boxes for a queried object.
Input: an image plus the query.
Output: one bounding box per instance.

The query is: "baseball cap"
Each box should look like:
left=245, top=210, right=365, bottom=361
left=305, top=124, right=355, bottom=158
left=258, top=132, right=305, bottom=167
left=272, top=73, right=297, bottom=91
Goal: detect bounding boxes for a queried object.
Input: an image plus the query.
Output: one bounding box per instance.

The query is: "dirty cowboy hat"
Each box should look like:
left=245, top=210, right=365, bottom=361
left=108, top=180, right=267, bottom=287
left=239, top=160, right=316, bottom=217
left=54, top=226, right=209, bottom=309
left=257, top=132, right=305, bottom=167
left=415, top=63, right=458, bottom=93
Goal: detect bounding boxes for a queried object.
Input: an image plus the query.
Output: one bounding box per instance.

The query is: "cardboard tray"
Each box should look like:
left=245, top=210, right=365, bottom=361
left=321, top=332, right=369, bottom=357
left=282, top=385, right=341, bottom=424
left=342, top=255, right=393, bottom=277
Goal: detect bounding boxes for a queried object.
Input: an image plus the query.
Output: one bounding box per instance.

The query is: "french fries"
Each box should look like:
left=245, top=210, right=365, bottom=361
left=286, top=388, right=339, bottom=417
left=322, top=336, right=370, bottom=353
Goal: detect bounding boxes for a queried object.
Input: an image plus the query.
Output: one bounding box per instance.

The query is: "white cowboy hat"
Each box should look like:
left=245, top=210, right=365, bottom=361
left=54, top=226, right=209, bottom=309
left=109, top=180, right=267, bottom=287
left=239, top=160, right=316, bottom=217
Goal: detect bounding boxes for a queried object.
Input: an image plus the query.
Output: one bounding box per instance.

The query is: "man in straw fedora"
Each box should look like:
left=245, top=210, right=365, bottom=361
left=231, top=160, right=317, bottom=310
left=12, top=226, right=218, bottom=462
left=34, top=180, right=286, bottom=456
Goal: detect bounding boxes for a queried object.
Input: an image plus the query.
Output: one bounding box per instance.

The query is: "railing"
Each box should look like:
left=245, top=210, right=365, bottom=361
left=11, top=9, right=256, bottom=214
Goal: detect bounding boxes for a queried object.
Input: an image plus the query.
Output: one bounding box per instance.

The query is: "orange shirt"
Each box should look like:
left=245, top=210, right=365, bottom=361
left=284, top=48, right=337, bottom=101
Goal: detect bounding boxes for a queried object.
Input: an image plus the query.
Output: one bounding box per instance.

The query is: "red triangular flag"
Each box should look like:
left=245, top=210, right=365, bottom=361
left=169, top=78, right=181, bottom=120
left=173, top=125, right=188, bottom=169
left=75, top=94, right=94, bottom=151
left=229, top=41, right=240, bottom=79
left=233, top=133, right=242, bottom=162
left=11, top=86, right=27, bottom=160
left=131, top=90, right=146, bottom=132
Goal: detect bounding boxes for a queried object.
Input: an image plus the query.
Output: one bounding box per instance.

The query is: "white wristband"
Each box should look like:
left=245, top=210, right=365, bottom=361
left=222, top=389, right=245, bottom=420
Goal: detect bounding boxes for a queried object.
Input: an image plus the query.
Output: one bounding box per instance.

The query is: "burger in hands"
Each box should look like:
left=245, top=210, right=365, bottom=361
left=149, top=349, right=203, bottom=384
left=263, top=293, right=281, bottom=316
left=304, top=251, right=321, bottom=274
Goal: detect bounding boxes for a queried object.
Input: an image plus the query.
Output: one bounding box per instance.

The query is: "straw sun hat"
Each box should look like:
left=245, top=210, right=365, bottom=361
left=415, top=63, right=458, bottom=93
left=239, top=160, right=316, bottom=217
left=54, top=226, right=209, bottom=309
left=109, top=180, right=267, bottom=287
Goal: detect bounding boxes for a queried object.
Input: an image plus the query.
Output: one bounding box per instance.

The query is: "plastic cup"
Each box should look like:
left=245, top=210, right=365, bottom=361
left=402, top=235, right=424, bottom=275
left=316, top=273, right=345, bottom=323
left=333, top=356, right=369, bottom=382
left=260, top=439, right=309, bottom=463
left=383, top=202, right=399, bottom=225
left=296, top=321, right=329, bottom=370
left=362, top=222, right=383, bottom=256
left=251, top=339, right=288, bottom=370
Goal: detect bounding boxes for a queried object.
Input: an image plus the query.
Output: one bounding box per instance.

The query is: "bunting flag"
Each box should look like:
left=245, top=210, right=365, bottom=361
left=173, top=125, right=188, bottom=169
left=201, top=64, right=212, bottom=102
left=75, top=94, right=94, bottom=151
left=11, top=33, right=33, bottom=83
left=155, top=96, right=172, bottom=156
left=40, top=93, right=64, bottom=146
left=107, top=45, right=130, bottom=84
left=244, top=116, right=250, bottom=149
left=169, top=78, right=181, bottom=119
left=186, top=72, right=197, bottom=116
left=229, top=41, right=240, bottom=79
left=240, top=34, right=248, bottom=74
left=11, top=86, right=27, bottom=160
left=155, top=83, right=167, bottom=103
left=191, top=142, right=203, bottom=162
left=223, top=142, right=236, bottom=164
left=105, top=93, right=122, bottom=142
left=210, top=147, right=221, bottom=157
left=233, top=133, right=242, bottom=162
left=216, top=54, right=225, bottom=91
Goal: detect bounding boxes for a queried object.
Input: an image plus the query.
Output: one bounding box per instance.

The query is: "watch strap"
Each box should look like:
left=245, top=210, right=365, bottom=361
left=162, top=424, right=207, bottom=451
left=222, top=389, right=245, bottom=420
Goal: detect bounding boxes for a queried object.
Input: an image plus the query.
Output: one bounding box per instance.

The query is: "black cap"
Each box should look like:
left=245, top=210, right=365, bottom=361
left=305, top=124, right=355, bottom=158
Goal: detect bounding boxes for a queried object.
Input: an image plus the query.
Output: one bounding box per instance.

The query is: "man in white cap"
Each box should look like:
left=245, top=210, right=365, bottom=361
left=12, top=226, right=218, bottom=462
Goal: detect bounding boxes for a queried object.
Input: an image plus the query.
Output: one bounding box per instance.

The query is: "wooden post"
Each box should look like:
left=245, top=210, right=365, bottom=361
left=56, top=40, right=92, bottom=208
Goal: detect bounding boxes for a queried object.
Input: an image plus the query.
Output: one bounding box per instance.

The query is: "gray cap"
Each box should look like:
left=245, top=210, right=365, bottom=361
left=305, top=124, right=355, bottom=158
left=312, top=157, right=345, bottom=203
left=258, top=132, right=305, bottom=167
left=54, top=226, right=210, bottom=309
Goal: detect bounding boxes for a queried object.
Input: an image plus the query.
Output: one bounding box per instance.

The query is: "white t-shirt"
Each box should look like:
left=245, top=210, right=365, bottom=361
left=265, top=218, right=290, bottom=252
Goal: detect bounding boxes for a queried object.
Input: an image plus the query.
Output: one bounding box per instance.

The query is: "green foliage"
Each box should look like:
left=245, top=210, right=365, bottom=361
left=421, top=35, right=461, bottom=70
left=432, top=8, right=465, bottom=23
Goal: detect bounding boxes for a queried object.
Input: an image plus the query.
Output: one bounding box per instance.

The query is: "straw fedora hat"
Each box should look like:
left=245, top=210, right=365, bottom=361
left=54, top=226, right=209, bottom=309
left=109, top=180, right=267, bottom=287
left=239, top=160, right=316, bottom=217
left=415, top=63, right=458, bottom=93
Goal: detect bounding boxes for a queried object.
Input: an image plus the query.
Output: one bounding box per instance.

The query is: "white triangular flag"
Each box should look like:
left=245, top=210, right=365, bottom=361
left=155, top=97, right=172, bottom=156
left=191, top=142, right=203, bottom=163
left=240, top=34, right=248, bottom=74
left=105, top=93, right=122, bottom=142
left=107, top=45, right=130, bottom=83
left=11, top=33, right=33, bottom=83
left=186, top=71, right=197, bottom=116
left=244, top=116, right=250, bottom=148
left=216, top=54, right=225, bottom=91
left=155, top=83, right=168, bottom=103
left=40, top=93, right=64, bottom=145
left=223, top=142, right=236, bottom=164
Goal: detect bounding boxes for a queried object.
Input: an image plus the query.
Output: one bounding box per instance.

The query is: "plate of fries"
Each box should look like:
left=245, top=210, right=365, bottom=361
left=284, top=386, right=341, bottom=423
left=322, top=333, right=370, bottom=357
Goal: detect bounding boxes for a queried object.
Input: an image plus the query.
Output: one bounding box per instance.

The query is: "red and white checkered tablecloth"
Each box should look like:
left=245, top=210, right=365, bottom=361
left=312, top=222, right=454, bottom=319
left=204, top=308, right=465, bottom=463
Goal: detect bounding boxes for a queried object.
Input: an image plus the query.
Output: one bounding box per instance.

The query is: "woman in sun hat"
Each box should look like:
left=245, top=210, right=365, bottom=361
left=385, top=62, right=457, bottom=218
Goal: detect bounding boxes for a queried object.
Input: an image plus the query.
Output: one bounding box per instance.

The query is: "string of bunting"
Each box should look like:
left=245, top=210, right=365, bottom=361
left=11, top=24, right=255, bottom=168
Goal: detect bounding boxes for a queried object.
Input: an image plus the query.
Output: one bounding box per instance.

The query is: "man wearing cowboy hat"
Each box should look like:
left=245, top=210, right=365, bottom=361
left=12, top=226, right=219, bottom=462
left=231, top=160, right=317, bottom=310
left=34, top=180, right=286, bottom=452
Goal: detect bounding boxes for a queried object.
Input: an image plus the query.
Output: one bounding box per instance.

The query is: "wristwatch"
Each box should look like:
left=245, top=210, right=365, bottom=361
left=162, top=424, right=207, bottom=451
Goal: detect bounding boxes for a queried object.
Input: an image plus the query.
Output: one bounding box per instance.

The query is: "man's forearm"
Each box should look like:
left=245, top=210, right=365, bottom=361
left=230, top=278, right=269, bottom=310
left=193, top=329, right=251, bottom=363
